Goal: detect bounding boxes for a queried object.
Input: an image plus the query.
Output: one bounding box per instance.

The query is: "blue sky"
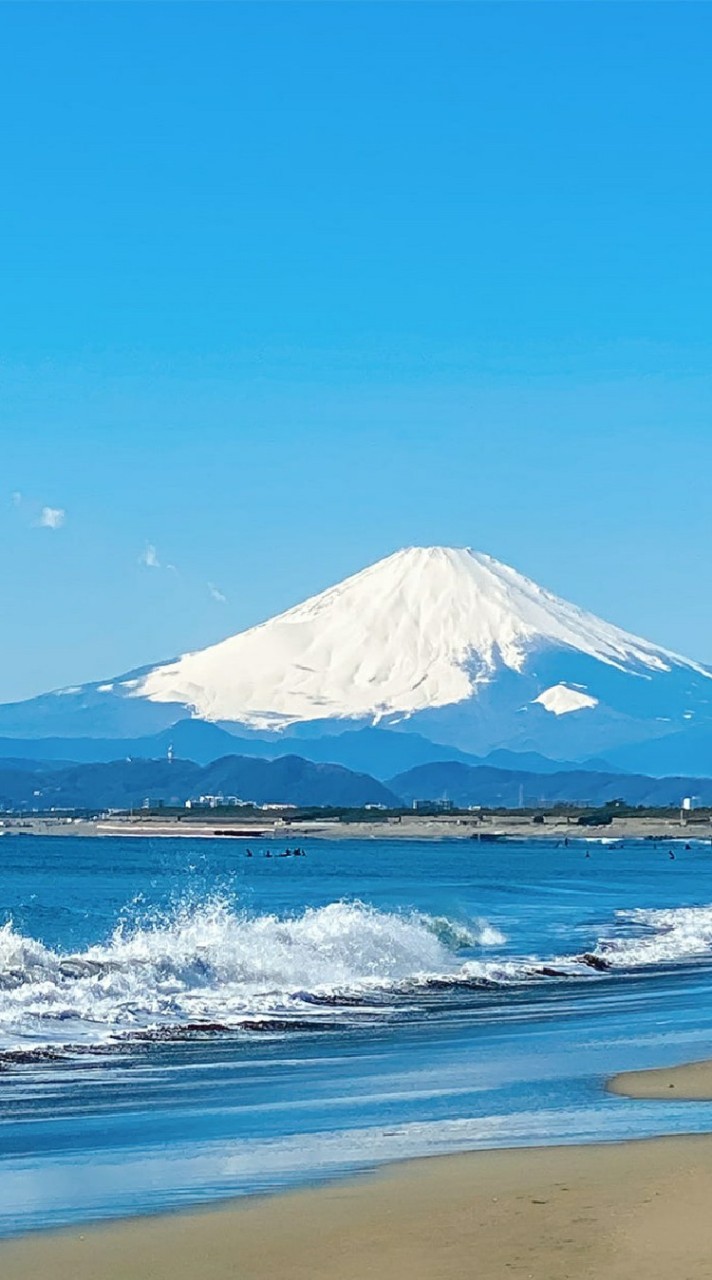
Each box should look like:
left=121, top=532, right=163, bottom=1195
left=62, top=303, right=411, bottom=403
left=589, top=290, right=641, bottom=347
left=2, top=3, right=712, bottom=701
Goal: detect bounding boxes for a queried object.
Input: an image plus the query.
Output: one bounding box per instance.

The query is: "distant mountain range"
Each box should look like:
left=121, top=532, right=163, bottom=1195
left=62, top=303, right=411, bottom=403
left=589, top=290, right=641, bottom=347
left=1, top=546, right=711, bottom=778
left=0, top=721, right=616, bottom=779
left=0, top=755, right=399, bottom=813
left=0, top=752, right=706, bottom=814
left=390, top=762, right=709, bottom=809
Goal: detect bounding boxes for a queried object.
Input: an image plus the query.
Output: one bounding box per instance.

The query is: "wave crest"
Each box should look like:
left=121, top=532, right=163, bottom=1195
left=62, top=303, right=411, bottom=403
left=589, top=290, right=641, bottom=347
left=4, top=896, right=712, bottom=1058
left=0, top=900, right=503, bottom=1053
left=594, top=905, right=712, bottom=968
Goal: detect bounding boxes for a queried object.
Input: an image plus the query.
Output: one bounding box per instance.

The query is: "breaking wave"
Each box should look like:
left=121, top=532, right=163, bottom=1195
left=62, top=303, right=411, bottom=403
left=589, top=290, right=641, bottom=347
left=592, top=904, right=712, bottom=968
left=0, top=900, right=503, bottom=1055
left=3, top=897, right=712, bottom=1059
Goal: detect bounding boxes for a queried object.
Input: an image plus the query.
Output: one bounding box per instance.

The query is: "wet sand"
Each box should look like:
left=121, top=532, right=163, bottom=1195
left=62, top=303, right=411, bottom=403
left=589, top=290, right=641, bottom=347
left=5, top=1133, right=712, bottom=1279
left=609, top=1056, right=712, bottom=1100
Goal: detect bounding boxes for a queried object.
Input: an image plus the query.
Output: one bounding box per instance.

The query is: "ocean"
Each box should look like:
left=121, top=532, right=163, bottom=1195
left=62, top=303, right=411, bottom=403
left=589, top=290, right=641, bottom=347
left=2, top=832, right=712, bottom=1236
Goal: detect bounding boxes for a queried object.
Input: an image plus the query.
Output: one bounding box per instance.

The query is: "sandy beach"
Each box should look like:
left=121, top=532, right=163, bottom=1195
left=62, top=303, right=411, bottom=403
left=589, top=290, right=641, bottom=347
left=609, top=1056, right=712, bottom=1100
left=5, top=1126, right=712, bottom=1280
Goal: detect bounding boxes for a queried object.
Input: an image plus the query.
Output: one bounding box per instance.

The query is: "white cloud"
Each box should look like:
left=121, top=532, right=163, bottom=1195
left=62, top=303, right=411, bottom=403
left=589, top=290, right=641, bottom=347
left=208, top=582, right=227, bottom=603
left=11, top=491, right=22, bottom=507
left=139, top=543, right=161, bottom=569
left=38, top=506, right=65, bottom=530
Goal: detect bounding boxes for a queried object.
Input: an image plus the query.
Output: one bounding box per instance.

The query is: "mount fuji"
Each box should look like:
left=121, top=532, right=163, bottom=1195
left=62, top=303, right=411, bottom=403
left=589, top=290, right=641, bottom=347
left=2, top=547, right=711, bottom=773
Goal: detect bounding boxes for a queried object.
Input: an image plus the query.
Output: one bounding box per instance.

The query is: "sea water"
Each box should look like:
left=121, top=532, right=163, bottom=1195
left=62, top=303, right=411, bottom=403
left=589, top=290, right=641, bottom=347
left=2, top=833, right=712, bottom=1235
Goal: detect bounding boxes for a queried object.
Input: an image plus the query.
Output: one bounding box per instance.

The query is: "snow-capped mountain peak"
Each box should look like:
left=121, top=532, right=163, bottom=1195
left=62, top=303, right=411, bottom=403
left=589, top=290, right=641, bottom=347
left=2, top=545, right=710, bottom=767
left=130, top=546, right=710, bottom=730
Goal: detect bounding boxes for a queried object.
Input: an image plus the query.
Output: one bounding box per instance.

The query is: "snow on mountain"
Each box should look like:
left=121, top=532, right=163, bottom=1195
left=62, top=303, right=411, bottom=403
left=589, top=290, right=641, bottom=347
left=132, top=547, right=708, bottom=728
left=1, top=546, right=711, bottom=770
left=533, top=684, right=599, bottom=716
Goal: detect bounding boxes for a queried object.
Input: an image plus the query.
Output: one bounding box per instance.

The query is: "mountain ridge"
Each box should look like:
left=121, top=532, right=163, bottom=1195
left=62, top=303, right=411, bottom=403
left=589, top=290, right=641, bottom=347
left=0, top=724, right=605, bottom=778
left=390, top=761, right=709, bottom=810
left=0, top=752, right=707, bottom=813
left=0, top=754, right=399, bottom=812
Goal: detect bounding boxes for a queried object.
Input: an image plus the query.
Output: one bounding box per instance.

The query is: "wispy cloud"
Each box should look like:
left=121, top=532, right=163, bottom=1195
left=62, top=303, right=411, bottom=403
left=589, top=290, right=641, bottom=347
left=208, top=582, right=227, bottom=603
left=139, top=543, right=161, bottom=569
left=139, top=543, right=180, bottom=577
left=38, top=506, right=65, bottom=530
left=11, top=491, right=22, bottom=507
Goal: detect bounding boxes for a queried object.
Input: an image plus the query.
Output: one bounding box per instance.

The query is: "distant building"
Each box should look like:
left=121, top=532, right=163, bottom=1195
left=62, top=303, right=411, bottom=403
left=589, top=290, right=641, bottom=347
left=193, top=794, right=252, bottom=809
left=412, top=798, right=453, bottom=813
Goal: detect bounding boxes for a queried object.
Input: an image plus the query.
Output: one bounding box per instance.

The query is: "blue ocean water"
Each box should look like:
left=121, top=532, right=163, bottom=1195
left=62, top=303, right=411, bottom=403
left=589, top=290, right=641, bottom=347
left=2, top=832, right=712, bottom=1236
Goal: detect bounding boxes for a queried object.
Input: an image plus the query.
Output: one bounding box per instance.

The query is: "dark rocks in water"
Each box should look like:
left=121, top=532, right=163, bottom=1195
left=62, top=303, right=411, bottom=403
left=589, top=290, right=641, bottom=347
left=237, top=1018, right=327, bottom=1033
left=126, top=1022, right=231, bottom=1041
left=0, top=1046, right=65, bottom=1069
left=127, top=1018, right=330, bottom=1040
left=175, top=1022, right=231, bottom=1035
left=539, top=966, right=572, bottom=978
left=423, top=975, right=499, bottom=991
left=298, top=991, right=372, bottom=1007
left=579, top=952, right=610, bottom=972
left=0, top=1040, right=135, bottom=1070
left=64, top=1041, right=129, bottom=1057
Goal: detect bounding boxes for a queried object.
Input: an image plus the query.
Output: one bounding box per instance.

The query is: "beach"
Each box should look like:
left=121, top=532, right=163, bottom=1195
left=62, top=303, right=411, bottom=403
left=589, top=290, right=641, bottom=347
left=5, top=833, right=712, bottom=1244
left=5, top=1049, right=712, bottom=1277
left=609, top=1056, right=712, bottom=1100
left=5, top=1127, right=712, bottom=1279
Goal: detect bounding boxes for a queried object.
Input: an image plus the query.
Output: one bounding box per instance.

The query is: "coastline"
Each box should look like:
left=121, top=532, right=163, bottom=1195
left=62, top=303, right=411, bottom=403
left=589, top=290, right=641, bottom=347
left=4, top=1131, right=712, bottom=1279
left=4, top=821, right=712, bottom=1278
left=2, top=813, right=709, bottom=841
left=4, top=1056, right=712, bottom=1275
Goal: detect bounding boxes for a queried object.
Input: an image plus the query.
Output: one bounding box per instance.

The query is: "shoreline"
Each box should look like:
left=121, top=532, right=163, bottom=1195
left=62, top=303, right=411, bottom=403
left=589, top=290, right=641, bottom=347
left=4, top=1057, right=712, bottom=1277
left=4, top=1130, right=712, bottom=1278
left=2, top=813, right=710, bottom=841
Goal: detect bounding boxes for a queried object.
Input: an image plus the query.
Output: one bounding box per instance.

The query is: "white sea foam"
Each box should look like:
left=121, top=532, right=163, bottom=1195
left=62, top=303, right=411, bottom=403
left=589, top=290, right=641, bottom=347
left=594, top=904, right=712, bottom=968
left=3, top=898, right=712, bottom=1057
left=0, top=901, right=504, bottom=1053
